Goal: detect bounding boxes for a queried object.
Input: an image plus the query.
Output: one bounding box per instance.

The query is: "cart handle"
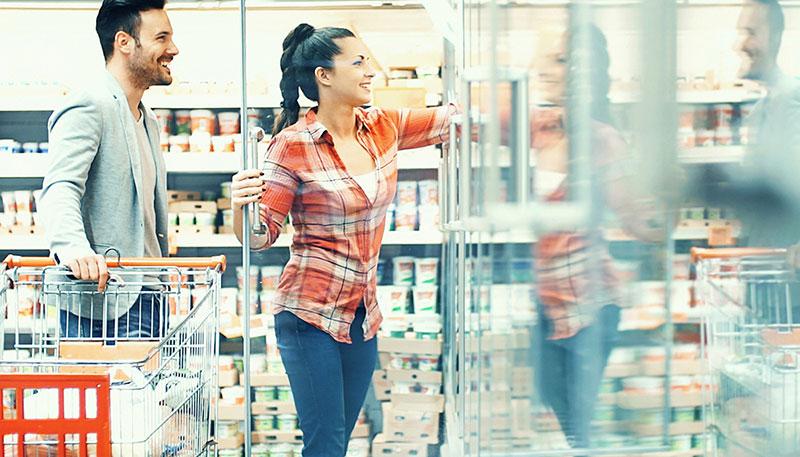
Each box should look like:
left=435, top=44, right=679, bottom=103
left=2, top=255, right=227, bottom=272
left=690, top=247, right=786, bottom=263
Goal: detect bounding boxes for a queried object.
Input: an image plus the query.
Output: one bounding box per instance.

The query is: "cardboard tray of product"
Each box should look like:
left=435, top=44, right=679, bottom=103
left=374, top=370, right=392, bottom=401
left=351, top=422, right=370, bottom=439
left=217, top=404, right=246, bottom=421
left=252, top=430, right=303, bottom=444
left=251, top=372, right=290, bottom=387
left=218, top=368, right=239, bottom=387
left=386, top=369, right=443, bottom=384
left=616, top=392, right=704, bottom=409
left=628, top=420, right=706, bottom=437
left=251, top=401, right=296, bottom=415
left=641, top=360, right=704, bottom=376
left=216, top=433, right=244, bottom=450
left=170, top=225, right=216, bottom=235
left=382, top=402, right=440, bottom=444
left=379, top=337, right=442, bottom=355
left=372, top=433, right=428, bottom=457
left=389, top=393, right=445, bottom=413
left=167, top=190, right=201, bottom=202
left=168, top=200, right=218, bottom=214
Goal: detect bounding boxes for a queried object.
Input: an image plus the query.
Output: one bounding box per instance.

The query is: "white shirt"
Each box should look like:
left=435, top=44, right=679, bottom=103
left=352, top=169, right=379, bottom=204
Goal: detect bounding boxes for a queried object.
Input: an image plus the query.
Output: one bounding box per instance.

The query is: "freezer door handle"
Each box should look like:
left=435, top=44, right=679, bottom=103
left=442, top=114, right=463, bottom=229
left=249, top=127, right=267, bottom=235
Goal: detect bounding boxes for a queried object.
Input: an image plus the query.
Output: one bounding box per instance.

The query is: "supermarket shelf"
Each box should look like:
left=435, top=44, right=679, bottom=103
left=604, top=225, right=740, bottom=241
left=678, top=146, right=744, bottom=164
left=0, top=149, right=441, bottom=177
left=610, top=89, right=762, bottom=105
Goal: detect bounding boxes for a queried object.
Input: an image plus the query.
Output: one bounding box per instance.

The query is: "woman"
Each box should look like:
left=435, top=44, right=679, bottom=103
left=230, top=24, right=455, bottom=456
left=531, top=25, right=664, bottom=450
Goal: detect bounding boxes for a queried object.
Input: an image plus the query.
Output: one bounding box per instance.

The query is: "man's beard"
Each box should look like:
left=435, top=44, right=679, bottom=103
left=129, top=48, right=170, bottom=88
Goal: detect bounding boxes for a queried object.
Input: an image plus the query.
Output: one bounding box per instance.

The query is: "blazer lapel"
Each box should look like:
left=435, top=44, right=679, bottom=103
left=106, top=72, right=144, bottom=214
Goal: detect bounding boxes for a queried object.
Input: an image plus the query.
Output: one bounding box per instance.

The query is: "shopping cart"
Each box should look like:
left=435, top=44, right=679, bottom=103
left=692, top=247, right=800, bottom=457
left=0, top=254, right=226, bottom=457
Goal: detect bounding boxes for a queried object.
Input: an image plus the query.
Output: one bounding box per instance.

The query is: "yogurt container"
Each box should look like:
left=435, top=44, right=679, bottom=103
left=412, top=286, right=438, bottom=314
left=672, top=407, right=696, bottom=423
left=218, top=112, right=241, bottom=135
left=178, top=212, right=195, bottom=226
left=622, top=376, right=664, bottom=394
left=417, top=204, right=440, bottom=230
left=277, top=414, right=297, bottom=431
left=695, top=129, right=714, bottom=147
left=169, top=135, right=190, bottom=153
left=250, top=444, right=270, bottom=457
left=381, top=316, right=409, bottom=338
left=267, top=360, right=285, bottom=373
left=14, top=191, right=32, bottom=212
left=394, top=205, right=417, bottom=231
left=194, top=212, right=215, bottom=227
left=22, top=142, right=39, bottom=154
left=261, top=266, right=283, bottom=291
left=216, top=420, right=240, bottom=438
left=217, top=449, right=242, bottom=457
left=153, top=109, right=173, bottom=134
left=220, top=386, right=245, bottom=403
left=254, top=386, right=275, bottom=403
left=396, top=181, right=418, bottom=206
left=175, top=110, right=192, bottom=134
left=417, top=180, right=438, bottom=205
left=392, top=257, right=415, bottom=285
left=212, top=135, right=234, bottom=153
left=222, top=209, right=234, bottom=228
left=249, top=354, right=267, bottom=373
left=190, top=109, right=216, bottom=134
left=377, top=286, right=410, bottom=315
left=414, top=258, right=439, bottom=285
left=253, top=415, right=276, bottom=431
left=276, top=386, right=293, bottom=402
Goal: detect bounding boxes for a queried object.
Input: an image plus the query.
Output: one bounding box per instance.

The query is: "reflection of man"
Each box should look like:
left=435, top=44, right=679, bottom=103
left=732, top=0, right=800, bottom=248
left=40, top=0, right=179, bottom=338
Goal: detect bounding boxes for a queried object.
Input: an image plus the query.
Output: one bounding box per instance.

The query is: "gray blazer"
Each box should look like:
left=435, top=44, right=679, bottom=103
left=40, top=71, right=169, bottom=319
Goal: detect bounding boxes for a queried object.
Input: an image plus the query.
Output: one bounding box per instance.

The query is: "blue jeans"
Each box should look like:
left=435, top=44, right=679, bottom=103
left=59, top=293, right=168, bottom=339
left=533, top=304, right=620, bottom=450
left=275, top=307, right=378, bottom=457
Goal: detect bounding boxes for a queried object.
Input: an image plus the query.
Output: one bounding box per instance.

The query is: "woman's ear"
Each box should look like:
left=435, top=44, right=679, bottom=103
left=315, top=66, right=333, bottom=88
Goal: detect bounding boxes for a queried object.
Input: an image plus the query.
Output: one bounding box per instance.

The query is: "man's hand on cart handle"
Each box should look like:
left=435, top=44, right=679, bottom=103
left=65, top=253, right=109, bottom=292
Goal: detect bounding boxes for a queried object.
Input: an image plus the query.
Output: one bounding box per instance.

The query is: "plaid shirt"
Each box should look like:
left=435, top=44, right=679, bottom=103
left=535, top=120, right=625, bottom=340
left=258, top=105, right=454, bottom=343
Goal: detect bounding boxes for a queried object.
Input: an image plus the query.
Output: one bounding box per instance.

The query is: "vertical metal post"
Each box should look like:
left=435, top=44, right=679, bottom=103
left=238, top=0, right=253, bottom=455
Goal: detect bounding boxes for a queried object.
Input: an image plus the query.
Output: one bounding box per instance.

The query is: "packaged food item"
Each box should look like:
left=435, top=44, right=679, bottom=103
left=233, top=355, right=244, bottom=373
left=21, top=142, right=39, bottom=154
left=608, top=347, right=638, bottom=365
left=13, top=191, right=32, bottom=212
left=381, top=315, right=409, bottom=338
left=414, top=258, right=439, bottom=285
left=178, top=212, right=195, bottom=226
left=218, top=112, right=240, bottom=135
left=277, top=414, right=297, bottom=431
left=396, top=181, right=418, bottom=206
left=249, top=354, right=267, bottom=373
left=714, top=127, right=733, bottom=146
left=217, top=448, right=242, bottom=457
left=222, top=209, right=233, bottom=227
left=622, top=376, right=664, bottom=394
left=678, top=106, right=695, bottom=129
left=713, top=104, right=734, bottom=129
left=706, top=208, right=722, bottom=220
left=417, top=180, right=438, bottom=205
left=267, top=359, right=284, bottom=373
left=236, top=266, right=259, bottom=290
left=394, top=205, right=417, bottom=231
left=190, top=109, right=215, bottom=134
left=412, top=285, right=438, bottom=314
left=194, top=212, right=215, bottom=227
left=687, top=207, right=705, bottom=220
left=253, top=386, right=274, bottom=403
left=417, top=355, right=439, bottom=371
left=269, top=444, right=293, bottom=457
left=377, top=286, right=410, bottom=315
left=670, top=375, right=694, bottom=392
left=276, top=386, right=293, bottom=402
left=0, top=139, right=20, bottom=154
left=153, top=109, right=173, bottom=134
left=174, top=110, right=191, bottom=135
left=695, top=129, right=714, bottom=147
left=220, top=386, right=245, bottom=403
left=169, top=135, right=190, bottom=153
left=253, top=415, right=276, bottom=431
left=261, top=266, right=283, bottom=291
left=190, top=132, right=212, bottom=153
left=216, top=421, right=240, bottom=438
left=38, top=142, right=49, bottom=154
left=417, top=204, right=440, bottom=230
left=250, top=445, right=270, bottom=457
left=671, top=435, right=693, bottom=451
left=212, top=135, right=234, bottom=153
left=221, top=182, right=232, bottom=199
left=392, top=257, right=415, bottom=285
left=672, top=407, right=696, bottom=423
left=678, top=127, right=696, bottom=149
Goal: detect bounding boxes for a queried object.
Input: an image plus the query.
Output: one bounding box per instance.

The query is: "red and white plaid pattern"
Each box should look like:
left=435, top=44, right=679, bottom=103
left=258, top=105, right=455, bottom=343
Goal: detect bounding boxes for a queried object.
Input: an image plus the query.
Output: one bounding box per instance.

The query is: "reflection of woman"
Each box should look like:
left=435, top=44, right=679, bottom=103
left=531, top=25, right=661, bottom=450
left=229, top=24, right=455, bottom=456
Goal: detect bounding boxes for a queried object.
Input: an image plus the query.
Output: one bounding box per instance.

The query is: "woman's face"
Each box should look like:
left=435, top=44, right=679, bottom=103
left=323, top=37, right=376, bottom=107
left=536, top=34, right=567, bottom=106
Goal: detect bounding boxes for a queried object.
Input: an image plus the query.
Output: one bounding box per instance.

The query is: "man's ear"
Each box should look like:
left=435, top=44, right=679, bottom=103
left=115, top=30, right=136, bottom=57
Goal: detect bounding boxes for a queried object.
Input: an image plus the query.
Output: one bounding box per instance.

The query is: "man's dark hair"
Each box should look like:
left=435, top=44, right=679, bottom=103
left=752, top=0, right=785, bottom=56
left=96, top=0, right=166, bottom=62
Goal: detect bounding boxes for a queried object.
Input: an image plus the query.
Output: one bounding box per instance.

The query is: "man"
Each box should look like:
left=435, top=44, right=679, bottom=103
left=732, top=0, right=800, bottom=249
left=39, top=0, right=179, bottom=338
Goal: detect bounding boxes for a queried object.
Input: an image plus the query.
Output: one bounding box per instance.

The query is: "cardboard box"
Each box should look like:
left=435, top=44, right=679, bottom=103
left=251, top=372, right=290, bottom=387
left=252, top=430, right=303, bottom=444
left=372, top=87, right=427, bottom=109
left=217, top=198, right=232, bottom=210
left=629, top=420, right=705, bottom=437
left=218, top=225, right=234, bottom=234
left=169, top=200, right=218, bottom=214
left=351, top=422, right=370, bottom=439
left=642, top=360, right=703, bottom=376
left=175, top=225, right=216, bottom=235
left=389, top=393, right=444, bottom=413
left=382, top=402, right=440, bottom=444
left=616, top=392, right=703, bottom=410
left=251, top=401, right=296, bottom=415
left=168, top=190, right=201, bottom=202
left=219, top=369, right=239, bottom=387
left=386, top=369, right=442, bottom=385
left=372, top=433, right=428, bottom=457
left=217, top=404, right=246, bottom=421
left=216, top=433, right=244, bottom=449
left=379, top=338, right=441, bottom=355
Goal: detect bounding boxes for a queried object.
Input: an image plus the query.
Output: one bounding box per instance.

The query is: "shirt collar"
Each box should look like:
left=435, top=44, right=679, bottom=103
left=303, top=107, right=372, bottom=144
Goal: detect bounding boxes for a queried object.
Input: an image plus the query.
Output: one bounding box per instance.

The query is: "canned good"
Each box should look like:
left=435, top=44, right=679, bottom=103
left=253, top=415, right=276, bottom=431
left=277, top=413, right=297, bottom=431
